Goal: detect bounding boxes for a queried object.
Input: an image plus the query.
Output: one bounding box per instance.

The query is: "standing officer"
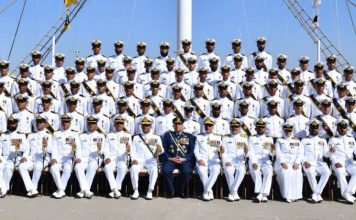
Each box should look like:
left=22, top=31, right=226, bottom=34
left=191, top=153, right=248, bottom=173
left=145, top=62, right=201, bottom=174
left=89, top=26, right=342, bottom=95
left=194, top=117, right=222, bottom=201
left=222, top=119, right=248, bottom=202
left=161, top=117, right=196, bottom=198
left=130, top=117, right=163, bottom=200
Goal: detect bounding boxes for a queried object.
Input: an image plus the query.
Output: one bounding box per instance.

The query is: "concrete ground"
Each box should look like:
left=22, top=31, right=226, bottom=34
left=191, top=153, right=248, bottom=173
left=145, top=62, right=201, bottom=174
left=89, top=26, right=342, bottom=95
left=0, top=196, right=355, bottom=220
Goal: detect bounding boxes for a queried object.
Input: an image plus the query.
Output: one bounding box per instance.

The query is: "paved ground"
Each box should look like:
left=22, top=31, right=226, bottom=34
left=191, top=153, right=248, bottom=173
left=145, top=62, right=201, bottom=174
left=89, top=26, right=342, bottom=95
left=0, top=196, right=355, bottom=220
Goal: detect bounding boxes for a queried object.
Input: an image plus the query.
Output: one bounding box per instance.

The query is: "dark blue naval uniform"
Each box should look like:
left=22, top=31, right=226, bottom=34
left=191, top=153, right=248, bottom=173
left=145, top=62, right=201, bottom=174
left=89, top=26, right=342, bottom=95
left=161, top=131, right=196, bottom=197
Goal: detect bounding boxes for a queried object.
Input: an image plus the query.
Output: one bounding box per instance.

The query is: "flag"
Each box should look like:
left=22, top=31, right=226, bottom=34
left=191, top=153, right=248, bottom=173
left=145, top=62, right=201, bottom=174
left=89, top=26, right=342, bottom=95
left=64, top=0, right=78, bottom=8
left=312, top=0, right=321, bottom=8
left=312, top=14, right=320, bottom=29
left=61, top=15, right=71, bottom=33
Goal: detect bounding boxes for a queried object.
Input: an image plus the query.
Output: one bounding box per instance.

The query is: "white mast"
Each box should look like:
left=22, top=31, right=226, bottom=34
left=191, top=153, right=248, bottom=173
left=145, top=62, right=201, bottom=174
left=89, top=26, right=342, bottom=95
left=177, top=0, right=192, bottom=52
left=52, top=36, right=56, bottom=66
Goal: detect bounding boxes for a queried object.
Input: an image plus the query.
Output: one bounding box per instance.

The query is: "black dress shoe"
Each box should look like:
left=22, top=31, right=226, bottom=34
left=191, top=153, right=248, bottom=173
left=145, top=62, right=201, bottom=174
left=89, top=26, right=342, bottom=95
left=178, top=192, right=187, bottom=199
left=167, top=193, right=175, bottom=199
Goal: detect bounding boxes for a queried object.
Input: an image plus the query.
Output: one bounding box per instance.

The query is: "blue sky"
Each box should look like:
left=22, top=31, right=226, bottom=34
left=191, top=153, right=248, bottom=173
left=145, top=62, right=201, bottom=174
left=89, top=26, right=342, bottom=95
left=0, top=0, right=355, bottom=69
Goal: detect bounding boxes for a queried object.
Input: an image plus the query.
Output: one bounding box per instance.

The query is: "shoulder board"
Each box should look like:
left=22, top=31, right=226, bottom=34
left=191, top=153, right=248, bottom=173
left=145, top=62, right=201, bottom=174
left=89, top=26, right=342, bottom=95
left=190, top=52, right=195, bottom=55
left=202, top=53, right=207, bottom=55
left=241, top=53, right=246, bottom=56
left=292, top=137, right=299, bottom=140
left=30, top=65, right=34, bottom=67
left=265, top=51, right=271, bottom=55
left=169, top=82, right=175, bottom=86
left=75, top=111, right=83, bottom=115
left=46, top=131, right=51, bottom=134
left=239, top=134, right=248, bottom=138
left=226, top=54, right=232, bottom=57
left=51, top=111, right=56, bottom=114
left=103, top=114, right=109, bottom=118
left=71, top=129, right=79, bottom=132
left=156, top=56, right=160, bottom=59
left=79, top=94, right=84, bottom=97
left=149, top=113, right=154, bottom=116
left=102, top=55, right=107, bottom=58
left=86, top=55, right=93, bottom=58
left=109, top=55, right=115, bottom=58
left=133, top=56, right=138, bottom=58
left=18, top=131, right=24, bottom=134
left=28, top=110, right=33, bottom=113
left=136, top=114, right=142, bottom=117
left=251, top=52, right=257, bottom=56
left=40, top=65, right=43, bottom=67
left=248, top=116, right=254, bottom=119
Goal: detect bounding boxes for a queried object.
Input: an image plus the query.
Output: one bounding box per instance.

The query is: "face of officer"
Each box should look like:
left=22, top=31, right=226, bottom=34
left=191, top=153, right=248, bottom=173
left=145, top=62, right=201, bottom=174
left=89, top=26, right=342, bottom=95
left=255, top=126, right=265, bottom=135
left=20, top=69, right=29, bottom=78
left=204, top=124, right=214, bottom=134
left=316, top=85, right=325, bottom=95
left=182, top=44, right=190, bottom=53
left=234, top=60, right=243, bottom=69
left=97, top=84, right=107, bottom=94
left=175, top=72, right=184, bottom=82
left=160, top=46, right=169, bottom=57
left=255, top=60, right=264, bottom=70
left=218, top=88, right=228, bottom=98
left=321, top=105, right=331, bottom=115
left=327, top=61, right=336, bottom=70
left=344, top=71, right=353, bottom=81
left=230, top=125, right=241, bottom=135
left=70, top=86, right=80, bottom=95
left=299, top=61, right=308, bottom=71
left=277, top=59, right=286, bottom=69
left=65, top=71, right=75, bottom=81
left=55, top=58, right=64, bottom=68
left=87, top=71, right=95, bottom=80
left=114, top=122, right=125, bottom=132
left=163, top=105, right=172, bottom=114
left=245, top=72, right=254, bottom=81
left=239, top=106, right=248, bottom=116
left=19, top=84, right=28, bottom=93
left=118, top=104, right=127, bottom=114
left=36, top=120, right=45, bottom=131
left=76, top=62, right=85, bottom=72
left=115, top=45, right=123, bottom=55
left=87, top=123, right=97, bottom=133
left=32, top=56, right=41, bottom=65
left=137, top=46, right=146, bottom=56
left=337, top=88, right=347, bottom=98
left=8, top=122, right=18, bottom=132
left=151, top=72, right=160, bottom=80
left=17, top=100, right=28, bottom=111
left=337, top=126, right=347, bottom=136
left=294, top=85, right=303, bottom=94
left=199, top=72, right=207, bottom=82
left=267, top=105, right=278, bottom=115
left=173, top=123, right=184, bottom=133
left=97, top=65, right=105, bottom=73
left=293, top=104, right=303, bottom=115
left=67, top=102, right=77, bottom=112
left=42, top=85, right=52, bottom=95
left=314, top=68, right=324, bottom=78
left=188, top=62, right=196, bottom=71
left=257, top=42, right=265, bottom=52
left=221, top=71, right=230, bottom=80
left=127, top=71, right=136, bottom=81
left=0, top=65, right=9, bottom=75
left=346, top=102, right=355, bottom=113
left=42, top=101, right=52, bottom=111
left=125, top=87, right=134, bottom=96
left=141, top=124, right=152, bottom=134
left=166, top=62, right=174, bottom=71
left=151, top=86, right=159, bottom=96
left=232, top=43, right=241, bottom=53
left=243, top=87, right=252, bottom=97
left=284, top=129, right=293, bottom=137
left=173, top=90, right=182, bottom=100
left=92, top=46, right=101, bottom=55
left=206, top=43, right=215, bottom=53
left=309, top=126, right=319, bottom=136
left=184, top=110, right=193, bottom=119
left=141, top=105, right=150, bottom=114
left=93, top=103, right=102, bottom=113
left=194, top=89, right=203, bottom=98
left=209, top=62, right=218, bottom=72
left=211, top=108, right=221, bottom=118
left=105, top=71, right=114, bottom=80
left=61, top=121, right=71, bottom=130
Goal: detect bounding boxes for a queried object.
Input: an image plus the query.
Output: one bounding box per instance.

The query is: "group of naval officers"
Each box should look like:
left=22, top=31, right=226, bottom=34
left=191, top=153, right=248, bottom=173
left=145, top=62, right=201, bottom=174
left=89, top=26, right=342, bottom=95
left=0, top=37, right=355, bottom=204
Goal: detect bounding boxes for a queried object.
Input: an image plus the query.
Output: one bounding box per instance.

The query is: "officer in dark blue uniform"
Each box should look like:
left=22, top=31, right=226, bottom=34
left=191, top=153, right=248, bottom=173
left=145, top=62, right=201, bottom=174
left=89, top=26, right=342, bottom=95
left=161, top=117, right=196, bottom=198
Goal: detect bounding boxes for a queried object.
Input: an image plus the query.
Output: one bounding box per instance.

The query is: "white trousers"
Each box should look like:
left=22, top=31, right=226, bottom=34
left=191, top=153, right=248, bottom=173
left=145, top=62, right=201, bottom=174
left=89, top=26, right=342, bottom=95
left=249, top=163, right=273, bottom=195
left=196, top=161, right=221, bottom=193
left=74, top=159, right=101, bottom=192
left=31, top=156, right=51, bottom=189
left=276, top=164, right=303, bottom=200
left=1, top=160, right=35, bottom=192
left=50, top=157, right=73, bottom=191
left=130, top=161, right=158, bottom=191
left=224, top=163, right=245, bottom=194
left=104, top=159, right=127, bottom=191
left=303, top=162, right=331, bottom=195
left=333, top=163, right=356, bottom=195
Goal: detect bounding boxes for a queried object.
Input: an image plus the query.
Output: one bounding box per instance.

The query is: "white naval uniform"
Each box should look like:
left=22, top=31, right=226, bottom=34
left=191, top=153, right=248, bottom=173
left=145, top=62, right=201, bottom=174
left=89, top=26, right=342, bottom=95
left=315, top=114, right=337, bottom=139
left=86, top=54, right=107, bottom=68
left=104, top=131, right=132, bottom=191
left=183, top=118, right=200, bottom=136
left=132, top=55, right=148, bottom=75
left=66, top=111, right=84, bottom=132
left=263, top=114, right=284, bottom=138
left=176, top=52, right=195, bottom=71
left=200, top=116, right=229, bottom=136
left=230, top=68, right=246, bottom=85
left=37, top=111, right=60, bottom=132
left=326, top=69, right=342, bottom=85
left=286, top=114, right=309, bottom=139
left=0, top=131, right=35, bottom=193
left=51, top=129, right=81, bottom=193
left=248, top=134, right=274, bottom=196
left=275, top=137, right=303, bottom=200
left=155, top=113, right=175, bottom=136
left=254, top=69, right=269, bottom=86
left=53, top=67, right=66, bottom=84
left=194, top=133, right=222, bottom=196
left=130, top=133, right=163, bottom=192
left=111, top=113, right=135, bottom=134
left=88, top=113, right=110, bottom=134
left=29, top=65, right=45, bottom=82
left=222, top=133, right=248, bottom=196
left=248, top=51, right=273, bottom=70
left=75, top=131, right=107, bottom=193
left=108, top=54, right=125, bottom=72
left=0, top=110, right=7, bottom=133
left=301, top=136, right=330, bottom=196
left=12, top=109, right=34, bottom=134
left=153, top=56, right=174, bottom=73
left=0, top=92, right=13, bottom=116
left=134, top=114, right=156, bottom=135
left=213, top=97, right=234, bottom=121
left=28, top=130, right=53, bottom=189
left=234, top=97, right=260, bottom=120
left=224, top=53, right=248, bottom=70
left=328, top=135, right=356, bottom=196
left=184, top=71, right=199, bottom=86
left=198, top=52, right=221, bottom=71
left=190, top=97, right=211, bottom=121
left=11, top=78, right=39, bottom=98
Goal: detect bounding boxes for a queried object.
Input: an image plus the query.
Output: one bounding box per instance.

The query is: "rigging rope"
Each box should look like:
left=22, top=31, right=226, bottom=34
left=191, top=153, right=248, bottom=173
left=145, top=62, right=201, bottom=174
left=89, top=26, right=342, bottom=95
left=7, top=0, right=26, bottom=60
left=346, top=0, right=356, bottom=35
left=0, top=0, right=17, bottom=15
left=347, top=0, right=356, bottom=7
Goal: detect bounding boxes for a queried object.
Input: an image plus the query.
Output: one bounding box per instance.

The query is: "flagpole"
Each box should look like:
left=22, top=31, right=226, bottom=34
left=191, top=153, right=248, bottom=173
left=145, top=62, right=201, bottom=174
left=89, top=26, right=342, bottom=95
left=317, top=40, right=320, bottom=62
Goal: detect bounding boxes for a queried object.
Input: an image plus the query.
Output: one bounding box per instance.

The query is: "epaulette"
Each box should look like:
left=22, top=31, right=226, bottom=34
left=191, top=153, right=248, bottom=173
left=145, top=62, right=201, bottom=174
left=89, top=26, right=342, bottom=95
left=133, top=56, right=138, bottom=58
left=27, top=110, right=33, bottom=113
left=239, top=134, right=248, bottom=138
left=136, top=114, right=142, bottom=117
left=109, top=55, right=115, bottom=58
left=103, top=114, right=109, bottom=118
left=71, top=129, right=79, bottom=132
left=156, top=56, right=160, bottom=59
left=79, top=94, right=84, bottom=97
left=226, top=54, right=232, bottom=57
left=86, top=55, right=93, bottom=58
left=51, top=111, right=56, bottom=114
left=202, top=53, right=207, bottom=55
left=241, top=53, right=245, bottom=56
left=292, top=137, right=299, bottom=140
left=30, top=65, right=34, bottom=67
left=75, top=111, right=83, bottom=115
left=18, top=131, right=24, bottom=134
left=45, top=131, right=51, bottom=134
left=40, top=65, right=43, bottom=67
left=251, top=52, right=257, bottom=56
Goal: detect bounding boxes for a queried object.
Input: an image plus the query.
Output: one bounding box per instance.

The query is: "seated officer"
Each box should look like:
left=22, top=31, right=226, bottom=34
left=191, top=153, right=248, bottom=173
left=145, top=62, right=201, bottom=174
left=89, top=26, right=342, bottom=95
left=161, top=117, right=196, bottom=198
